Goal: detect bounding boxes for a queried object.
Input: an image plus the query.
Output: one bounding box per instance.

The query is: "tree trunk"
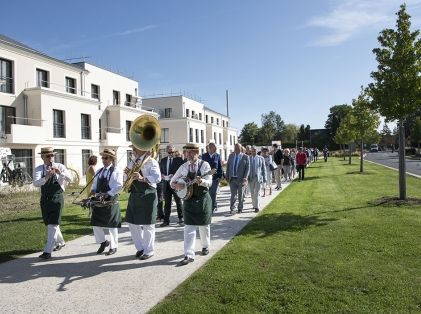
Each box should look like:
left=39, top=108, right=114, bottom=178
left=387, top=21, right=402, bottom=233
left=360, top=139, right=364, bottom=173
left=348, top=142, right=352, bottom=165
left=342, top=144, right=346, bottom=161
left=398, top=119, right=406, bottom=200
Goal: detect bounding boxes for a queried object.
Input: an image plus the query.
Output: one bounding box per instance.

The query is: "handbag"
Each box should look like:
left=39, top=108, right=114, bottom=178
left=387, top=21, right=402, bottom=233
left=269, top=161, right=278, bottom=171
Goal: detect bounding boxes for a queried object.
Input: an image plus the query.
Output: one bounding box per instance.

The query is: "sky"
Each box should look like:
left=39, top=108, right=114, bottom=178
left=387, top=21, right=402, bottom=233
left=2, top=0, right=421, bottom=131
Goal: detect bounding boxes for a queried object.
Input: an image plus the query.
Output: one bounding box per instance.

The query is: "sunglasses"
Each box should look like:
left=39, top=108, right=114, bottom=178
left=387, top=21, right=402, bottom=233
left=101, top=156, right=109, bottom=160
left=168, top=151, right=174, bottom=154
left=46, top=154, right=54, bottom=158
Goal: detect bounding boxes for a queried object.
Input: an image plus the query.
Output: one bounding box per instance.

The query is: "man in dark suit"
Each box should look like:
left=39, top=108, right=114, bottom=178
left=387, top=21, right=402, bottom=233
left=201, top=142, right=223, bottom=212
left=160, top=145, right=184, bottom=226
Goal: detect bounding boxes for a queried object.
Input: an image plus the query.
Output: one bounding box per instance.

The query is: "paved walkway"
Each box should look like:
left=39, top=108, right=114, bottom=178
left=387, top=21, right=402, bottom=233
left=0, top=181, right=292, bottom=313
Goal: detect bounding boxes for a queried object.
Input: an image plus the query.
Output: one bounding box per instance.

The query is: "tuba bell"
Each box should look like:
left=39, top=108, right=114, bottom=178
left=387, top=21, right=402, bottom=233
left=123, top=115, right=161, bottom=192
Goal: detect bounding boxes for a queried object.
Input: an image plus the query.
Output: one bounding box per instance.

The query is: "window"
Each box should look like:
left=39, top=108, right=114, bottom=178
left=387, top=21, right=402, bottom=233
left=222, top=120, right=225, bottom=127
left=36, top=69, right=49, bottom=88
left=0, top=105, right=15, bottom=134
left=189, top=128, right=193, bottom=142
left=161, top=128, right=169, bottom=143
left=233, top=136, right=236, bottom=144
left=135, top=88, right=138, bottom=96
left=65, top=77, right=76, bottom=94
left=219, top=133, right=222, bottom=144
left=53, top=109, right=65, bottom=138
left=0, top=58, right=13, bottom=93
left=214, top=132, right=217, bottom=142
left=11, top=149, right=33, bottom=179
left=199, top=113, right=202, bottom=121
left=230, top=135, right=232, bottom=145
left=195, top=129, right=199, bottom=143
left=82, top=149, right=91, bottom=175
left=81, top=114, right=91, bottom=139
left=126, top=120, right=132, bottom=141
left=200, top=130, right=204, bottom=143
left=99, top=119, right=102, bottom=140
left=91, top=84, right=100, bottom=100
left=226, top=121, right=229, bottom=127
left=164, top=108, right=172, bottom=118
left=217, top=118, right=219, bottom=125
left=186, top=109, right=189, bottom=117
left=192, top=110, right=195, bottom=118
left=125, top=94, right=132, bottom=106
left=54, top=149, right=65, bottom=164
left=205, top=115, right=208, bottom=123
left=113, top=90, right=120, bottom=105
left=211, top=117, right=214, bottom=124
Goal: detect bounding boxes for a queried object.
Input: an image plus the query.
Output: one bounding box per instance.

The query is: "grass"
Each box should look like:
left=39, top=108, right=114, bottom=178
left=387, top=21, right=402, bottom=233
left=150, top=158, right=421, bottom=313
left=0, top=187, right=129, bottom=263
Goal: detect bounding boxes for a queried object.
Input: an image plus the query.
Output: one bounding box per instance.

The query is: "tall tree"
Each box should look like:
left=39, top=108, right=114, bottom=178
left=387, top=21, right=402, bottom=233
left=335, top=122, right=354, bottom=162
left=380, top=124, right=392, bottom=136
left=297, top=124, right=306, bottom=142
left=368, top=4, right=421, bottom=199
left=281, top=123, right=299, bottom=143
left=239, top=122, right=259, bottom=145
left=325, top=104, right=352, bottom=142
left=305, top=125, right=311, bottom=145
left=261, top=111, right=285, bottom=142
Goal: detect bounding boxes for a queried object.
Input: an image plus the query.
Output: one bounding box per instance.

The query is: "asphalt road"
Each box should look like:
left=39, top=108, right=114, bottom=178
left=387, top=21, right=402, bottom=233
left=365, top=151, right=421, bottom=176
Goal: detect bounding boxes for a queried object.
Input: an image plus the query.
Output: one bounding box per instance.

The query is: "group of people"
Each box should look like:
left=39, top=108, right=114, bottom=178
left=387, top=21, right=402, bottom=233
left=33, top=141, right=323, bottom=265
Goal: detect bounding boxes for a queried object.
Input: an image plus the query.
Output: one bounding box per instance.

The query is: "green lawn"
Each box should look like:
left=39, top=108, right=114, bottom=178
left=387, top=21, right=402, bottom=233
left=151, top=159, right=421, bottom=313
left=0, top=188, right=129, bottom=263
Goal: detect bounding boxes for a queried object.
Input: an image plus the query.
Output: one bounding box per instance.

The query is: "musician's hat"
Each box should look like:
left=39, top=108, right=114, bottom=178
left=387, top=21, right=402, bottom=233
left=38, top=147, right=56, bottom=155
left=100, top=148, right=116, bottom=160
left=183, top=143, right=199, bottom=151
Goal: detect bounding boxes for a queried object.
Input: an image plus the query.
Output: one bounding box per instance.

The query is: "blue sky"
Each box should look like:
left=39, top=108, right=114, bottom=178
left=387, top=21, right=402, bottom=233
left=2, top=0, right=421, bottom=131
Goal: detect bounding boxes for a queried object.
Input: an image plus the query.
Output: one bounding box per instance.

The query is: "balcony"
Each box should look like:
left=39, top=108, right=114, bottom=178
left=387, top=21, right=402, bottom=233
left=101, top=129, right=124, bottom=147
left=4, top=123, right=46, bottom=144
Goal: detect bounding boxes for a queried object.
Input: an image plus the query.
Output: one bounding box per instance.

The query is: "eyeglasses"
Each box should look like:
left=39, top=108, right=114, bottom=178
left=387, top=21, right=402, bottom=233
left=46, top=154, right=54, bottom=158
left=168, top=151, right=174, bottom=154
left=101, top=156, right=109, bottom=160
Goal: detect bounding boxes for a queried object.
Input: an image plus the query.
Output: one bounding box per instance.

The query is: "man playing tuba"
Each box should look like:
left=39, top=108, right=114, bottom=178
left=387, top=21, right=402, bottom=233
left=125, top=145, right=161, bottom=260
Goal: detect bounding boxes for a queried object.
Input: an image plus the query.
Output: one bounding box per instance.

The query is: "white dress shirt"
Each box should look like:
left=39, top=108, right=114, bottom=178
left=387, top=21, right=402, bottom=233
left=126, top=154, right=161, bottom=188
left=170, top=160, right=212, bottom=188
left=91, top=164, right=123, bottom=197
left=33, top=162, right=72, bottom=191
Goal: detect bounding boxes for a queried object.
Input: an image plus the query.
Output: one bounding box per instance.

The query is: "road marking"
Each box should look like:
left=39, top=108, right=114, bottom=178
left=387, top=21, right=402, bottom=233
left=365, top=159, right=421, bottom=178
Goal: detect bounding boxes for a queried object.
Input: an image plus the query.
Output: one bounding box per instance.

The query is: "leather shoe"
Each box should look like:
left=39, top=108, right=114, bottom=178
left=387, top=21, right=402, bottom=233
left=140, top=254, right=153, bottom=260
left=229, top=210, right=236, bottom=215
left=201, top=248, right=209, bottom=256
left=53, top=244, right=65, bottom=251
left=106, top=248, right=117, bottom=256
left=160, top=222, right=169, bottom=227
left=178, top=218, right=184, bottom=224
left=38, top=252, right=51, bottom=259
left=254, top=208, right=260, bottom=213
left=97, top=240, right=110, bottom=254
left=237, top=209, right=242, bottom=214
left=135, top=250, right=144, bottom=258
left=179, top=256, right=194, bottom=266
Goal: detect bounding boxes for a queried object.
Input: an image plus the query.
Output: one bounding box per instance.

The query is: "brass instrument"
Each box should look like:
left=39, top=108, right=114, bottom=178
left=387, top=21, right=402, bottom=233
left=123, top=115, right=161, bottom=192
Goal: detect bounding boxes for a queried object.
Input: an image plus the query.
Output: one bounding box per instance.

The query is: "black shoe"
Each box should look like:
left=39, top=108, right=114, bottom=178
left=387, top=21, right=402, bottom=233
left=178, top=218, right=184, bottom=225
left=140, top=254, right=154, bottom=260
left=135, top=250, right=144, bottom=258
left=229, top=210, right=236, bottom=215
left=106, top=248, right=117, bottom=256
left=179, top=256, right=194, bottom=266
left=254, top=208, right=260, bottom=213
left=53, top=244, right=65, bottom=251
left=38, top=252, right=51, bottom=259
left=202, top=248, right=209, bottom=256
left=237, top=209, right=242, bottom=214
left=97, top=240, right=110, bottom=254
left=160, top=222, right=170, bottom=227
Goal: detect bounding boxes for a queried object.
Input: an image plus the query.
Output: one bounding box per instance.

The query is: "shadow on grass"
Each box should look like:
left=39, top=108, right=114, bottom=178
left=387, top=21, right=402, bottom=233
left=346, top=171, right=375, bottom=175
left=298, top=176, right=321, bottom=181
left=0, top=216, right=41, bottom=224
left=241, top=212, right=337, bottom=238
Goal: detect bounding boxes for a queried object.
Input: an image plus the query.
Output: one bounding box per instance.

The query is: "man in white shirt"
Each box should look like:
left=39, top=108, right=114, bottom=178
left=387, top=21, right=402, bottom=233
left=33, top=146, right=72, bottom=259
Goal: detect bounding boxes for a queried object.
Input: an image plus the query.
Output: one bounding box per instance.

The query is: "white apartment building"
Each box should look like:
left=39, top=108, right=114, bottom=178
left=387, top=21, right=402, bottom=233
left=0, top=34, right=156, bottom=181
left=142, top=96, right=237, bottom=162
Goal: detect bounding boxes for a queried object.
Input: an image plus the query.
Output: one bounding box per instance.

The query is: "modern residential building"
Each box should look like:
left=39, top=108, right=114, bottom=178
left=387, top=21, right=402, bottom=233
left=142, top=95, right=237, bottom=161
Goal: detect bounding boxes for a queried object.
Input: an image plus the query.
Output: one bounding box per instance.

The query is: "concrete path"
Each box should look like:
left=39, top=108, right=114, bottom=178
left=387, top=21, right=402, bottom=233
left=0, top=181, right=292, bottom=313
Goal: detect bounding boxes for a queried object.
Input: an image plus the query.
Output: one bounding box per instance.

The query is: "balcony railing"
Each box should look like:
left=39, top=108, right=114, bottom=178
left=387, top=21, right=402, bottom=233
left=0, top=76, right=14, bottom=94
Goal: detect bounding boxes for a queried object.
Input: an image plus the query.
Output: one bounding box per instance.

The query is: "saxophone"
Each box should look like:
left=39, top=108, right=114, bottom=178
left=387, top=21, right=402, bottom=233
left=122, top=155, right=149, bottom=192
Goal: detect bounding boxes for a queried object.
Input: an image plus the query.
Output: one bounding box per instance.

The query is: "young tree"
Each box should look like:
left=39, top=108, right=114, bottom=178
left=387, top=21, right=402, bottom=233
left=239, top=122, right=259, bottom=145
left=335, top=124, right=354, bottom=161
left=368, top=4, right=421, bottom=199
left=325, top=104, right=352, bottom=143
left=297, top=124, right=306, bottom=142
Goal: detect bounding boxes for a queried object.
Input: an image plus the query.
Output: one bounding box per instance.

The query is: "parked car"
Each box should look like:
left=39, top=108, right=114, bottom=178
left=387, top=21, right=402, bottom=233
left=370, top=144, right=379, bottom=152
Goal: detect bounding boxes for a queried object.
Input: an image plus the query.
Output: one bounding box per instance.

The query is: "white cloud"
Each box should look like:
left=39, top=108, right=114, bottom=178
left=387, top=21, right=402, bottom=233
left=307, top=0, right=421, bottom=46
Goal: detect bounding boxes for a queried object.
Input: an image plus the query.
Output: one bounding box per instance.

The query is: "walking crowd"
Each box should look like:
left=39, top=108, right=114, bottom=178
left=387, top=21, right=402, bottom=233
left=33, top=142, right=324, bottom=266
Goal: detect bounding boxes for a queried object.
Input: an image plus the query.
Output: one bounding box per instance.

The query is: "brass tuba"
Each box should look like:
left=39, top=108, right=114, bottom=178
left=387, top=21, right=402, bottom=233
left=123, top=115, right=161, bottom=192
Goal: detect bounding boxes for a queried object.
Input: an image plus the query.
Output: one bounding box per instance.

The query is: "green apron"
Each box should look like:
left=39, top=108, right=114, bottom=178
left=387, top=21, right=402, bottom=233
left=90, top=166, right=122, bottom=228
left=126, top=172, right=158, bottom=225
left=40, top=173, right=64, bottom=225
left=183, top=162, right=212, bottom=226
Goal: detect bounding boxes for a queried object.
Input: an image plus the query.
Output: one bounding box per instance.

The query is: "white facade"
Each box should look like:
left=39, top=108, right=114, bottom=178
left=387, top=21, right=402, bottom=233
left=0, top=35, right=155, bottom=180
left=142, top=96, right=237, bottom=161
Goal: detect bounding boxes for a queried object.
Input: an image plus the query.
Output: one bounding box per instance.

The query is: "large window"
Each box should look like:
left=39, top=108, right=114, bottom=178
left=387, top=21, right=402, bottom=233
left=195, top=129, right=199, bottom=143
left=125, top=94, right=132, bottom=106
left=0, top=105, right=15, bottom=134
left=189, top=128, right=193, bottom=142
left=200, top=130, right=204, bottom=143
left=161, top=128, right=169, bottom=143
left=36, top=69, right=49, bottom=88
left=54, top=149, right=65, bottom=165
left=91, top=84, right=100, bottom=100
left=53, top=109, right=65, bottom=138
left=186, top=109, right=189, bottom=117
left=82, top=149, right=91, bottom=175
left=65, top=77, right=76, bottom=94
left=217, top=118, right=219, bottom=125
left=113, top=90, right=120, bottom=105
left=81, top=114, right=91, bottom=139
left=205, top=115, right=208, bottom=123
left=0, top=58, right=13, bottom=94
left=219, top=133, right=222, bottom=144
left=211, top=117, right=214, bottom=124
left=164, top=108, right=172, bottom=118
left=126, top=120, right=132, bottom=141
left=199, top=113, right=202, bottom=121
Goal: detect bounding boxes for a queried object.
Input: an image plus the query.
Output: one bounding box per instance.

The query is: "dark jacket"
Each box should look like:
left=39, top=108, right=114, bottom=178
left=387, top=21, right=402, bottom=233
left=273, top=149, right=284, bottom=165
left=160, top=156, right=184, bottom=176
left=201, top=152, right=223, bottom=179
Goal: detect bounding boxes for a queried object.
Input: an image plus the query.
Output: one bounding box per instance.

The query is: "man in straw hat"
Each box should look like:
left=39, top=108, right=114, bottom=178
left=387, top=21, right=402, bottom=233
left=33, top=147, right=72, bottom=259
left=125, top=145, right=161, bottom=260
left=170, top=143, right=213, bottom=266
left=89, top=148, right=123, bottom=256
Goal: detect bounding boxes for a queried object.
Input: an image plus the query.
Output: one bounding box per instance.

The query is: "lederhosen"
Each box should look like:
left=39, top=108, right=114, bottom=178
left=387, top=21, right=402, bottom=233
left=90, top=166, right=122, bottom=228
left=183, top=161, right=212, bottom=226
left=40, top=168, right=64, bottom=225
left=126, top=162, right=158, bottom=225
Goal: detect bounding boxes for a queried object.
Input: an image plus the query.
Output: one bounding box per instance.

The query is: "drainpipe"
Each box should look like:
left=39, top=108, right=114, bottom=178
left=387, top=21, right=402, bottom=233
left=23, top=94, right=28, bottom=125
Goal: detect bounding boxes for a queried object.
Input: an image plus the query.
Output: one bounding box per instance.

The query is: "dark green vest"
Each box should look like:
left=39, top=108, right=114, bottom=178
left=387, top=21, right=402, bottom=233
left=40, top=170, right=64, bottom=225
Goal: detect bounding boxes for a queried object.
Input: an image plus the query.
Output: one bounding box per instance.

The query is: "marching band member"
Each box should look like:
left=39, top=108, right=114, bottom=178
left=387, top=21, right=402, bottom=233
left=89, top=148, right=123, bottom=256
left=125, top=145, right=161, bottom=260
left=33, top=147, right=72, bottom=259
left=170, top=143, right=213, bottom=266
